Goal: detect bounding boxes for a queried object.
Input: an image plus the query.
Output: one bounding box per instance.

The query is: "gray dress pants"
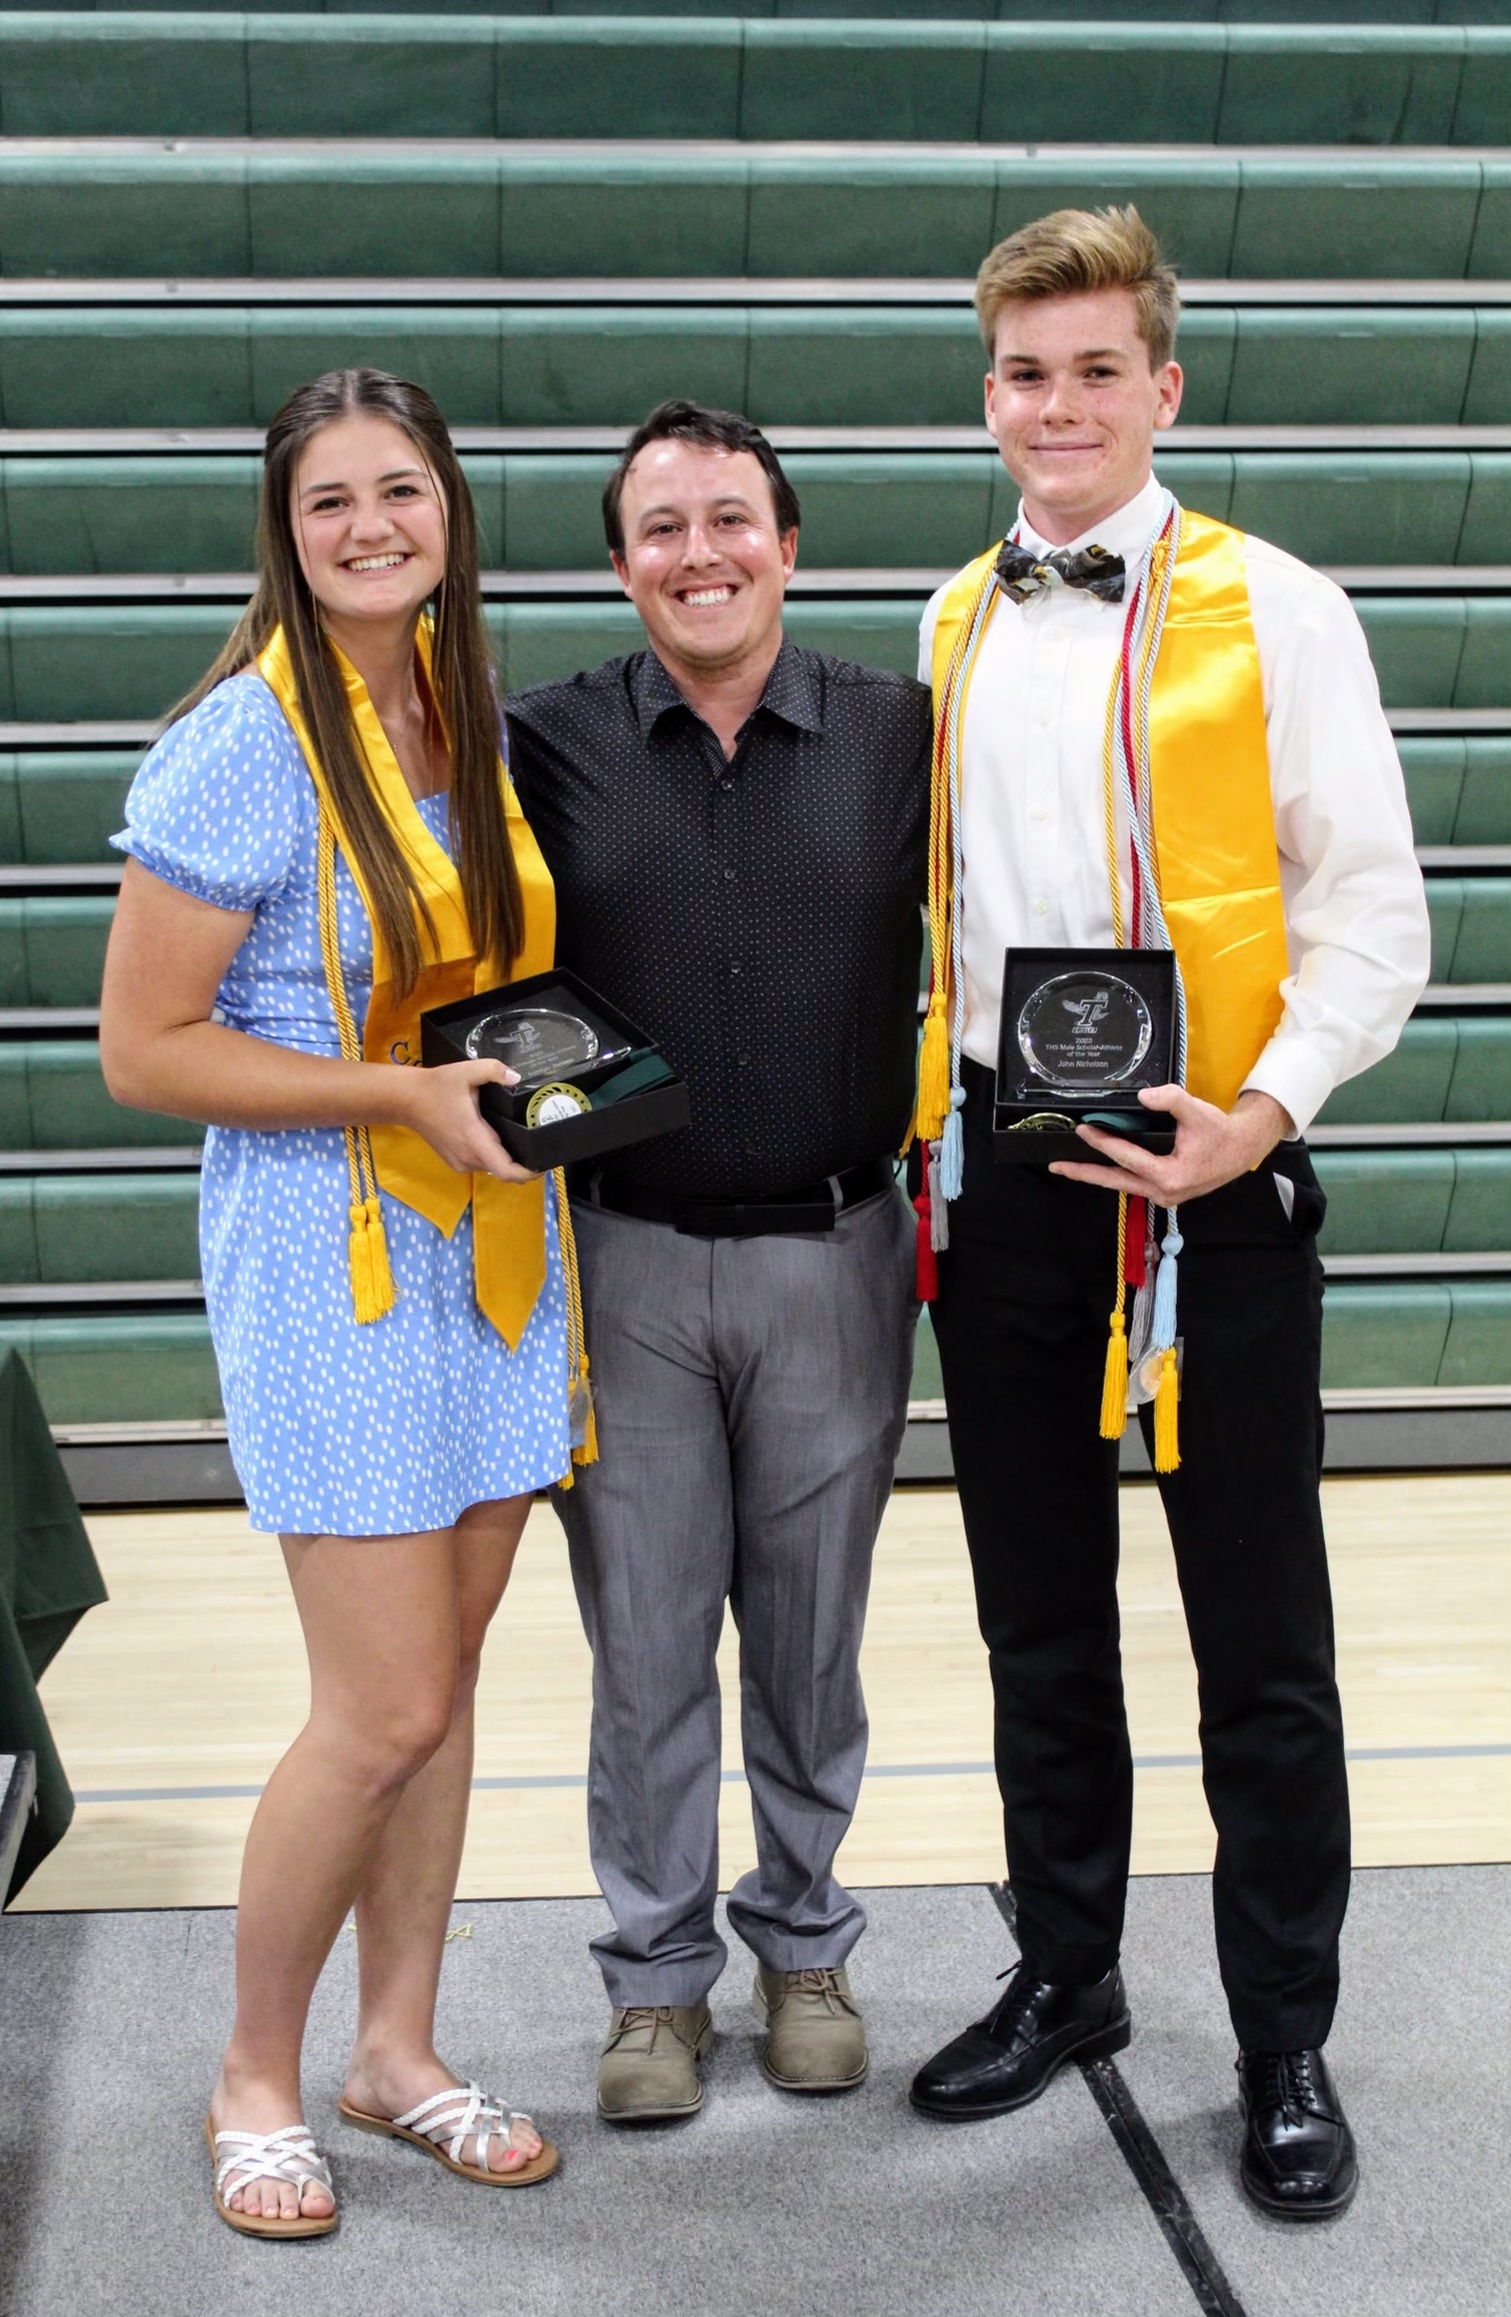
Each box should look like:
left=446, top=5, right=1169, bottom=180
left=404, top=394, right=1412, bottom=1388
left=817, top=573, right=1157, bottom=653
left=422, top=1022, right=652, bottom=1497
left=556, top=1184, right=917, bottom=2006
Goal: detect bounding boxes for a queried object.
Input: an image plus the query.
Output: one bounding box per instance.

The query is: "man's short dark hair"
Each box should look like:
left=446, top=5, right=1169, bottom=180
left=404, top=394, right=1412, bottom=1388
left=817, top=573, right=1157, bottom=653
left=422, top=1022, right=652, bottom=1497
left=602, top=399, right=801, bottom=556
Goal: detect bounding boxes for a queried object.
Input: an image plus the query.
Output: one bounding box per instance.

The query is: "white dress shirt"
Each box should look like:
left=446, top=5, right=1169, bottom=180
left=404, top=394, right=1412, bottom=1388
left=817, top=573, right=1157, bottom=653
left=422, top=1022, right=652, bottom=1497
left=918, top=473, right=1432, bottom=1136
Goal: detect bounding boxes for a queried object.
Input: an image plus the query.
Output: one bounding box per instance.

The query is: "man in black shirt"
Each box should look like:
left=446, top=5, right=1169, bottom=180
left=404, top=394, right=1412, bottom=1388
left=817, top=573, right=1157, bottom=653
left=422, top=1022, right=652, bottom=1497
left=506, top=402, right=930, bottom=2123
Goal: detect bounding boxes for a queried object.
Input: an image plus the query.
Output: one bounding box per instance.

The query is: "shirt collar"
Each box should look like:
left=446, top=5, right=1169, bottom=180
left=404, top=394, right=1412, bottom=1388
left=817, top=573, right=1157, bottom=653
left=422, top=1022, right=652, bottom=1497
left=631, top=635, right=823, bottom=743
left=1013, top=473, right=1168, bottom=570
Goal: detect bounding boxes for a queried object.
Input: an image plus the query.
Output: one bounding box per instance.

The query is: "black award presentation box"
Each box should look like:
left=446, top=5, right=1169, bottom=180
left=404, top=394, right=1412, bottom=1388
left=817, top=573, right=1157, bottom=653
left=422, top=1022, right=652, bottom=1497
left=420, top=967, right=690, bottom=1172
left=992, top=947, right=1177, bottom=1164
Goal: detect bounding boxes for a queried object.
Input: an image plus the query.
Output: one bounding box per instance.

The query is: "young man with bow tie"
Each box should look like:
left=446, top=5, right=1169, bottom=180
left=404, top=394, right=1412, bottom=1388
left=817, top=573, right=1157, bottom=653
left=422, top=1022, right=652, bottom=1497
left=907, top=207, right=1430, bottom=2218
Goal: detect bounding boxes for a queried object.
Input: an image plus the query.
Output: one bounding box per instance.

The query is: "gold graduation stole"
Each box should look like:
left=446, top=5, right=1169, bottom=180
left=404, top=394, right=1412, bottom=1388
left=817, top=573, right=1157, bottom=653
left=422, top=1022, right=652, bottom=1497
left=256, top=623, right=554, bottom=1353
left=920, top=505, right=1291, bottom=1471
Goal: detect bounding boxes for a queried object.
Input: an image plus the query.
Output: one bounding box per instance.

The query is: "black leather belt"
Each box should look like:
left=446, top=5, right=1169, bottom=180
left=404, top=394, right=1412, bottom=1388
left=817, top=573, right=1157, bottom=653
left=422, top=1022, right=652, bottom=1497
left=585, top=1156, right=895, bottom=1239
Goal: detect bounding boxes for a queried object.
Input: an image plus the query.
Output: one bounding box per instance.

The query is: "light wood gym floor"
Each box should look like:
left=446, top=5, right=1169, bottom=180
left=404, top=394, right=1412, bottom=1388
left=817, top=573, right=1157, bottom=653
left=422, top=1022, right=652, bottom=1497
left=14, top=1474, right=1510, bottom=1913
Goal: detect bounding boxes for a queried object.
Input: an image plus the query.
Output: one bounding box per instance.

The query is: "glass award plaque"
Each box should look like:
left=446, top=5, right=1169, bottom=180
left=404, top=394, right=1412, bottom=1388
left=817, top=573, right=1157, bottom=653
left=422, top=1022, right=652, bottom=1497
left=465, top=1005, right=617, bottom=1085
left=1016, top=970, right=1153, bottom=1096
left=420, top=967, right=690, bottom=1171
left=993, top=947, right=1176, bottom=1164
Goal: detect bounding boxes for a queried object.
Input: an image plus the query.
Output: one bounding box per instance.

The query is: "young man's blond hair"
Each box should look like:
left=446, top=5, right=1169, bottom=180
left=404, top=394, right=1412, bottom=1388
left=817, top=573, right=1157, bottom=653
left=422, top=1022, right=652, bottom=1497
left=974, top=205, right=1180, bottom=370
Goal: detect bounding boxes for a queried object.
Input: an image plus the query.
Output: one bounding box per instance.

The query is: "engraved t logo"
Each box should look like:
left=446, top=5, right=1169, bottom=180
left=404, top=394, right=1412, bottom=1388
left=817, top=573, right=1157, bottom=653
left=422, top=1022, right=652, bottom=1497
left=1063, top=990, right=1111, bottom=1031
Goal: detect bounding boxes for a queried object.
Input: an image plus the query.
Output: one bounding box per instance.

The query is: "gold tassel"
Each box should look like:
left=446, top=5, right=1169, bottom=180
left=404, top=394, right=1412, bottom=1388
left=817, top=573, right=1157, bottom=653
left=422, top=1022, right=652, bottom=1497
left=553, top=1167, right=598, bottom=1484
left=557, top=1370, right=597, bottom=1490
left=1099, top=1308, right=1128, bottom=1440
left=347, top=1203, right=374, bottom=1318
left=1100, top=1191, right=1130, bottom=1440
left=575, top=1359, right=599, bottom=1470
left=1153, top=1345, right=1181, bottom=1472
left=916, top=992, right=951, bottom=1143
left=350, top=1190, right=395, bottom=1323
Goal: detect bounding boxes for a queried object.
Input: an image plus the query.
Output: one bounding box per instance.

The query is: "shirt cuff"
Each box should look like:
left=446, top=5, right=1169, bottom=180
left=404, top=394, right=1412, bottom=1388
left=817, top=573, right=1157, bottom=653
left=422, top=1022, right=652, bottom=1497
left=1240, top=1040, right=1337, bottom=1141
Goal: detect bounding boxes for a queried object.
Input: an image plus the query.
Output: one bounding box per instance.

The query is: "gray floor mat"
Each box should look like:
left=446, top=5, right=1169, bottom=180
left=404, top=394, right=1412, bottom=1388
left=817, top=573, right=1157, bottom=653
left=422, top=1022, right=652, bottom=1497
left=0, top=1881, right=1191, bottom=2317
left=1116, top=1865, right=1511, bottom=2317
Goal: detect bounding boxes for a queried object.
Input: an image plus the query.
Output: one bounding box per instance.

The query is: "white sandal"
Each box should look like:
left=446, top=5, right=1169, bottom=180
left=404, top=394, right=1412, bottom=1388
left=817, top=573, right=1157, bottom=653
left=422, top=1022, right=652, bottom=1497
left=337, top=2081, right=559, bottom=2187
left=205, top=2116, right=337, bottom=2238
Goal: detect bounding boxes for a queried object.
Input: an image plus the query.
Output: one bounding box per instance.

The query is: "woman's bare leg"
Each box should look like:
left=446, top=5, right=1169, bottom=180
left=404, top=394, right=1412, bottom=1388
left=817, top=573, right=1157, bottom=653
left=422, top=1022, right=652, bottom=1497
left=341, top=1495, right=544, bottom=2172
left=210, top=1526, right=462, bottom=2222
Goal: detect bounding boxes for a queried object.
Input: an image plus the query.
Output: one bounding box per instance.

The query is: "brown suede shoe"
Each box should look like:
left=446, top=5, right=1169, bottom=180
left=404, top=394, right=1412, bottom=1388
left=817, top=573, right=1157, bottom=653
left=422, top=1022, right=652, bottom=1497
left=596, top=2004, right=712, bottom=2123
left=754, top=1965, right=868, bottom=2093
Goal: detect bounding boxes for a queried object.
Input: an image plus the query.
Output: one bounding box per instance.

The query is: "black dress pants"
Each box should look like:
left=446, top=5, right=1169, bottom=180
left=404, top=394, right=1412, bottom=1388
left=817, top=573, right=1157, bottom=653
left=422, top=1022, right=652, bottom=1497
left=931, top=1065, right=1350, bottom=2052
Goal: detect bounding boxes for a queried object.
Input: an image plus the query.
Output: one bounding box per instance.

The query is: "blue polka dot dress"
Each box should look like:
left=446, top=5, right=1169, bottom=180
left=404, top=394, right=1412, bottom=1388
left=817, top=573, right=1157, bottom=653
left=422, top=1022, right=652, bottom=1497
left=113, top=670, right=572, bottom=1536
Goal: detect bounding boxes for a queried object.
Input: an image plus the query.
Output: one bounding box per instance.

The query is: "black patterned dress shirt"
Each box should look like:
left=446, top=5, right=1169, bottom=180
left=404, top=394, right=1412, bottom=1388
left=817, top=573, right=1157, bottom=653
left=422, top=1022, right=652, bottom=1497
left=504, top=637, right=931, bottom=1200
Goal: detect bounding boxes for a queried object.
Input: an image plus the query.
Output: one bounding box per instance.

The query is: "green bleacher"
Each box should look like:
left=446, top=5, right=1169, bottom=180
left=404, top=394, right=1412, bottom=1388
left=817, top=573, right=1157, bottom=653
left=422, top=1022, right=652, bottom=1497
left=7, top=2, right=1511, bottom=17
left=0, top=593, right=1510, bottom=709
left=3, top=301, right=1511, bottom=424
left=0, top=18, right=1509, bottom=142
left=2, top=445, right=1511, bottom=567
left=2, top=146, right=1511, bottom=277
left=0, top=7, right=1508, bottom=1452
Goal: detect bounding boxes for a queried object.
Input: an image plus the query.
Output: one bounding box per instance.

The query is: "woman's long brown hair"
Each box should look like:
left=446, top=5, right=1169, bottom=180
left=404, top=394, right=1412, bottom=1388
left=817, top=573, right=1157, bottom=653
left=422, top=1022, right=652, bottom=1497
left=169, top=367, right=522, bottom=994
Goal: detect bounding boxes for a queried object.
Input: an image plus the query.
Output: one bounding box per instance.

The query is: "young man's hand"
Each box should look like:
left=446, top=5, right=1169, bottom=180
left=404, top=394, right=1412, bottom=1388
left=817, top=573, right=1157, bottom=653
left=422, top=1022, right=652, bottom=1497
left=1049, top=1085, right=1295, bottom=1205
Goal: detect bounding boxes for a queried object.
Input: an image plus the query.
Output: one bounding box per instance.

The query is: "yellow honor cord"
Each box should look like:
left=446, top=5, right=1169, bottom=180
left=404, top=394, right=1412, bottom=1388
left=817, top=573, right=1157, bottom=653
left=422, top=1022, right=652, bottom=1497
left=551, top=1167, right=598, bottom=1484
left=1099, top=1191, right=1130, bottom=1441
left=1154, top=1346, right=1181, bottom=1473
left=317, top=808, right=396, bottom=1325
left=324, top=759, right=597, bottom=1473
left=915, top=990, right=952, bottom=1148
left=262, top=622, right=553, bottom=1352
left=917, top=567, right=997, bottom=1147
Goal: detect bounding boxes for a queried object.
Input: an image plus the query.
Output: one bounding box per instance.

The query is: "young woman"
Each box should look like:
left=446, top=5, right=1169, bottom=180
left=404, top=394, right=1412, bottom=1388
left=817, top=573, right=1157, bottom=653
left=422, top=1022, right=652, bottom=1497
left=100, top=369, right=580, bottom=2236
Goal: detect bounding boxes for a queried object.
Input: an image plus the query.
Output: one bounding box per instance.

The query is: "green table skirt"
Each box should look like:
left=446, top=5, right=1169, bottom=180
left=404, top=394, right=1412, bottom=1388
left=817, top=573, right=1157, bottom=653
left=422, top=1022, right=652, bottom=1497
left=0, top=1348, right=107, bottom=1898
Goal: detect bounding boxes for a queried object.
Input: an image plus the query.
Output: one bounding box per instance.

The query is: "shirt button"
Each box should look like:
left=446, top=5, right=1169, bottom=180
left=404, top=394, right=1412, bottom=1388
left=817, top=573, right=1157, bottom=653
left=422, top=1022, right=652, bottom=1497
left=1033, top=898, right=1049, bottom=916
left=724, top=866, right=736, bottom=881
left=1031, top=805, right=1048, bottom=823
left=739, top=1055, right=752, bottom=1069
left=729, top=960, right=742, bottom=975
left=721, top=779, right=734, bottom=793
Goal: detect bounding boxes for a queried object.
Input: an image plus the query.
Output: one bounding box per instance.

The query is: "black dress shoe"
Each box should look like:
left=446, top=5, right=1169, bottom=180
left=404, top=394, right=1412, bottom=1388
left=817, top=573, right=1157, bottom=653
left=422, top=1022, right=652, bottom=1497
left=1237, top=2047, right=1358, bottom=2220
left=909, top=1962, right=1131, bottom=2120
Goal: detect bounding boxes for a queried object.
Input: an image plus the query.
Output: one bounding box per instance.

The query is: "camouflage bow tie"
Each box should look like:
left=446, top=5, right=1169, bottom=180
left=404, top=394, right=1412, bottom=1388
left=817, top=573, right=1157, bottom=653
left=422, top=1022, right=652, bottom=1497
left=993, top=540, right=1127, bottom=606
